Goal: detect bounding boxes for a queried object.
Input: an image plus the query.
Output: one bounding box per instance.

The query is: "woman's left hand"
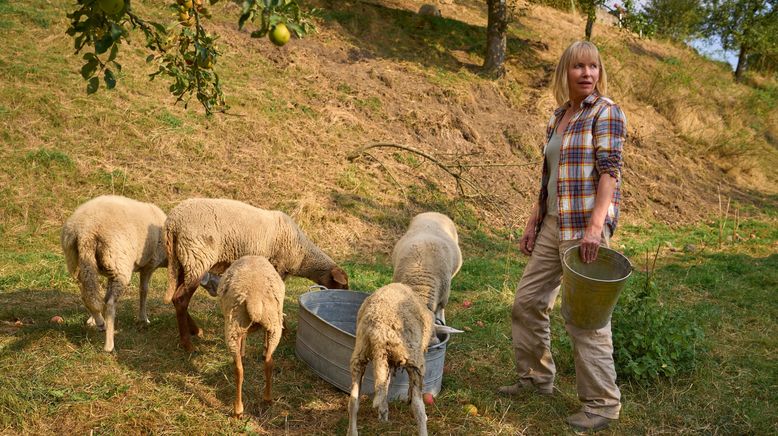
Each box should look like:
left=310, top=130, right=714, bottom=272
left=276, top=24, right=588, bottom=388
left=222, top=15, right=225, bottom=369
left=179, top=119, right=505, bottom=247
left=579, top=225, right=602, bottom=263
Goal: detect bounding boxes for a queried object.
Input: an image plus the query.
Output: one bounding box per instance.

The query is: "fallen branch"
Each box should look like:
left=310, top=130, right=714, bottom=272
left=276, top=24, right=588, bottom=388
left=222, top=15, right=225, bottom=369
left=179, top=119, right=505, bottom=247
left=348, top=142, right=487, bottom=197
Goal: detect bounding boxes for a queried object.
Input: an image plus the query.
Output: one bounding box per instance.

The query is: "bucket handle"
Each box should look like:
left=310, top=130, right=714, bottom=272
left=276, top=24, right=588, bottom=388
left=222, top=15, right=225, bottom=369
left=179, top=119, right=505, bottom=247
left=308, top=284, right=329, bottom=292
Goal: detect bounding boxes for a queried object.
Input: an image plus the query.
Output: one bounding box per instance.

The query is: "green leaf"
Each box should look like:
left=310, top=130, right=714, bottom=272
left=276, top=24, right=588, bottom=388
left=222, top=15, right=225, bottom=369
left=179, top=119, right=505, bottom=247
left=86, top=77, right=100, bottom=95
left=109, top=23, right=124, bottom=42
left=285, top=21, right=303, bottom=37
left=108, top=44, right=119, bottom=62
left=238, top=11, right=252, bottom=29
left=149, top=21, right=167, bottom=35
left=250, top=29, right=266, bottom=38
left=95, top=33, right=113, bottom=54
left=80, top=58, right=98, bottom=79
left=104, top=69, right=116, bottom=89
left=74, top=35, right=85, bottom=51
left=146, top=54, right=155, bottom=63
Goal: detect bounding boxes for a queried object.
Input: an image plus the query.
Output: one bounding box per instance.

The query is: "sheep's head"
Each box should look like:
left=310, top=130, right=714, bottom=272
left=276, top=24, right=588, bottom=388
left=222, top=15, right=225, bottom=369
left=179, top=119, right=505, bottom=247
left=321, top=266, right=349, bottom=290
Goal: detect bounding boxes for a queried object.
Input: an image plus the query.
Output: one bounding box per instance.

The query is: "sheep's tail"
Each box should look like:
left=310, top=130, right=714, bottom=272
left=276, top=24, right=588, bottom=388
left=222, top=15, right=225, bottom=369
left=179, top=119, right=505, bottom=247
left=63, top=230, right=103, bottom=315
left=60, top=227, right=80, bottom=278
left=163, top=225, right=179, bottom=304
left=371, top=348, right=391, bottom=410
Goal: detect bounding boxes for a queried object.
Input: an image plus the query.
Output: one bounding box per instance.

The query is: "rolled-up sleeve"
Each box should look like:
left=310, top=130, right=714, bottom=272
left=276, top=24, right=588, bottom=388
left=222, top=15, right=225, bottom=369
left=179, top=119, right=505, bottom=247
left=593, top=104, right=626, bottom=180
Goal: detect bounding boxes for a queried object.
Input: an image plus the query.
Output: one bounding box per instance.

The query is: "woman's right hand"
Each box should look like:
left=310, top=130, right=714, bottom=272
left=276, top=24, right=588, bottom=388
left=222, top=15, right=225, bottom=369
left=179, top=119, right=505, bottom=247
left=519, top=222, right=537, bottom=256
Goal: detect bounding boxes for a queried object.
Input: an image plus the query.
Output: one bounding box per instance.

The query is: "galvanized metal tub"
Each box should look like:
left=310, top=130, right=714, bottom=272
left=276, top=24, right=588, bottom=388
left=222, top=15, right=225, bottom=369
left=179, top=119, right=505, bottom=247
left=561, top=245, right=633, bottom=330
left=295, top=289, right=449, bottom=400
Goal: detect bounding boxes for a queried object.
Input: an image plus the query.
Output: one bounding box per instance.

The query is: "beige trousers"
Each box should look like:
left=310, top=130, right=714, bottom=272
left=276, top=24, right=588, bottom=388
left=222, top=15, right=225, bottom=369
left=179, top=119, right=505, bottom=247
left=510, top=215, right=621, bottom=419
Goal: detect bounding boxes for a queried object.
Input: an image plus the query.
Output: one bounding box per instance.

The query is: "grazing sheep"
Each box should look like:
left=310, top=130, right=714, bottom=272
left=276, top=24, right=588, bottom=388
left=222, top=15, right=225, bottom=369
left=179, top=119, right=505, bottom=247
left=391, top=212, right=462, bottom=329
left=218, top=256, right=284, bottom=418
left=164, top=198, right=349, bottom=352
left=347, top=283, right=461, bottom=436
left=61, top=195, right=167, bottom=352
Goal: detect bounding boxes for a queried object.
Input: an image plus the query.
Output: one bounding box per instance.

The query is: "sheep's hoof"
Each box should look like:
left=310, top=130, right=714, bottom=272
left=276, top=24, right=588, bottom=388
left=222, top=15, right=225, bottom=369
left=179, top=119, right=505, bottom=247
left=232, top=411, right=243, bottom=419
left=258, top=399, right=273, bottom=412
left=181, top=341, right=195, bottom=353
left=378, top=409, right=389, bottom=422
left=86, top=317, right=106, bottom=331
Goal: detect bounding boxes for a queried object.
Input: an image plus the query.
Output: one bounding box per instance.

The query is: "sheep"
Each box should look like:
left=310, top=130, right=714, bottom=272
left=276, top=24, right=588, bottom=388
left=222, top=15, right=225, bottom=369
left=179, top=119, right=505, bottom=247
left=163, top=198, right=349, bottom=352
left=347, top=283, right=461, bottom=436
left=218, top=255, right=285, bottom=418
left=391, top=212, right=462, bottom=333
left=61, top=195, right=167, bottom=352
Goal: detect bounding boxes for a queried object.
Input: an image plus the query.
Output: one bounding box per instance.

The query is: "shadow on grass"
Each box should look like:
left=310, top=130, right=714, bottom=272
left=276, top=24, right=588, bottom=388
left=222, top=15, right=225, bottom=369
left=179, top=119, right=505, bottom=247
left=729, top=188, right=778, bottom=217
left=314, top=0, right=545, bottom=73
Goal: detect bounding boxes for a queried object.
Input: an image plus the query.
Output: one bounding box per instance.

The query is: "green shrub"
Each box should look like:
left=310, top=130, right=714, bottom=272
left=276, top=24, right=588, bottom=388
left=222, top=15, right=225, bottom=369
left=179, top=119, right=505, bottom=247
left=612, top=276, right=705, bottom=383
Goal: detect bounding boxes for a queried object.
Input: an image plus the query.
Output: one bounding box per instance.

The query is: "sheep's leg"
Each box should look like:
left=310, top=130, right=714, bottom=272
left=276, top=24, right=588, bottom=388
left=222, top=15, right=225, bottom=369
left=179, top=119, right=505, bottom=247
left=233, top=334, right=245, bottom=418
left=348, top=361, right=366, bottom=436
left=408, top=368, right=428, bottom=436
left=372, top=355, right=391, bottom=422
left=262, top=328, right=282, bottom=404
left=103, top=275, right=127, bottom=353
left=78, top=264, right=105, bottom=331
left=137, top=267, right=153, bottom=325
left=173, top=280, right=201, bottom=352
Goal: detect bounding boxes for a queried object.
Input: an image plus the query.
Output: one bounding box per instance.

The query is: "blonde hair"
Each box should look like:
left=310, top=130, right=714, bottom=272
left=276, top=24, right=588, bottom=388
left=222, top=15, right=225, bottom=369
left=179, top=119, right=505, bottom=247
left=552, top=41, right=608, bottom=106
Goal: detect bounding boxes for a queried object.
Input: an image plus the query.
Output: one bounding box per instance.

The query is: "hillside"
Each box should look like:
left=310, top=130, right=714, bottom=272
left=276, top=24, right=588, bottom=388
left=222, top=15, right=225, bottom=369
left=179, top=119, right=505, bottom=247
left=1, top=0, right=777, bottom=258
left=1, top=0, right=777, bottom=434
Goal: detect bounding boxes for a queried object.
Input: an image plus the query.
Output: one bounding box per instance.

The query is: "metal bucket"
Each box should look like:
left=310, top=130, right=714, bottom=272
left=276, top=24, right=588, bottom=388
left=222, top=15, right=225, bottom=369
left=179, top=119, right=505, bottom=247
left=561, top=245, right=633, bottom=330
left=295, top=289, right=449, bottom=400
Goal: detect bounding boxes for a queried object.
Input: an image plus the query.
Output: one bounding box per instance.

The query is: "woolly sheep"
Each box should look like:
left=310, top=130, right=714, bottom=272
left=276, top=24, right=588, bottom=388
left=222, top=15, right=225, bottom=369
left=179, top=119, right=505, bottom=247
left=347, top=283, right=461, bottom=436
left=61, top=195, right=167, bottom=352
left=391, top=212, right=462, bottom=329
left=218, top=256, right=285, bottom=418
left=163, top=198, right=349, bottom=352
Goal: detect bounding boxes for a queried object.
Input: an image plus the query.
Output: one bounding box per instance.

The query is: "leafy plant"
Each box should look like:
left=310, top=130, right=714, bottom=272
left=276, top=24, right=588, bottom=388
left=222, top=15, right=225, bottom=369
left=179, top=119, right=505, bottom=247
left=65, top=0, right=316, bottom=114
left=612, top=247, right=705, bottom=383
left=239, top=0, right=316, bottom=39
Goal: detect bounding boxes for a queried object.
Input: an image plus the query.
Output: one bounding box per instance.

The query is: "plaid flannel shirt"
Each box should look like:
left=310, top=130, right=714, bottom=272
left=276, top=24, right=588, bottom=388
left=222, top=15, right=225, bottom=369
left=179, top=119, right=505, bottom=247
left=536, top=92, right=626, bottom=241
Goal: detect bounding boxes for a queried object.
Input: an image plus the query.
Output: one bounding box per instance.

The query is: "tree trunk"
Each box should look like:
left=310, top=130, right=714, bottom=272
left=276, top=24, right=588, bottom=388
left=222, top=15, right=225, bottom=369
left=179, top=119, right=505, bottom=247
left=483, top=0, right=508, bottom=78
left=585, top=10, right=596, bottom=40
left=734, top=44, right=748, bottom=81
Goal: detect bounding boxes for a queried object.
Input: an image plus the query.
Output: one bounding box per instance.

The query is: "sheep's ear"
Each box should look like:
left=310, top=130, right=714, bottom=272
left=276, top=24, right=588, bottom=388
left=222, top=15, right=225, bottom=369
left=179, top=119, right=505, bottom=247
left=434, top=324, right=464, bottom=335
left=331, top=266, right=349, bottom=290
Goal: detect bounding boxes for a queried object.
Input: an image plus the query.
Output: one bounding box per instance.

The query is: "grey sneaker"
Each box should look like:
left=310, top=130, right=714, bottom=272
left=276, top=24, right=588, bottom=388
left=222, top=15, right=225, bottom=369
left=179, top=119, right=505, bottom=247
left=496, top=382, right=553, bottom=396
left=566, top=411, right=615, bottom=432
left=200, top=272, right=220, bottom=297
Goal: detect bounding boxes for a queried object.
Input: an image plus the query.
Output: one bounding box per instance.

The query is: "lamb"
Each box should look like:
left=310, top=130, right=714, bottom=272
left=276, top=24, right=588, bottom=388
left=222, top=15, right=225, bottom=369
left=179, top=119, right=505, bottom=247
left=61, top=195, right=167, bottom=352
left=218, top=256, right=285, bottom=418
left=391, top=212, right=462, bottom=330
left=163, top=198, right=349, bottom=352
left=347, top=283, right=461, bottom=436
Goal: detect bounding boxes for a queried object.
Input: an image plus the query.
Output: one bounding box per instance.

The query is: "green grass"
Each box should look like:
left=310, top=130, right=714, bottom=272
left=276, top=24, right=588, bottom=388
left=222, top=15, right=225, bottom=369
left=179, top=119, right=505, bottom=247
left=1, top=221, right=776, bottom=434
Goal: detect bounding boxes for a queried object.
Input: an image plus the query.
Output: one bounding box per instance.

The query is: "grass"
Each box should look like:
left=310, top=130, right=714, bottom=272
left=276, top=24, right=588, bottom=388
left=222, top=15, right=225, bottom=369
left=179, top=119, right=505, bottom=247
left=1, top=221, right=776, bottom=434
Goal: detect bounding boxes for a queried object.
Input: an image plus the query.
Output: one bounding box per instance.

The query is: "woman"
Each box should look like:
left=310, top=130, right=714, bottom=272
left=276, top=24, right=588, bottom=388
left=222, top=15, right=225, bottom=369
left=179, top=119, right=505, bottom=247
left=497, top=41, right=626, bottom=432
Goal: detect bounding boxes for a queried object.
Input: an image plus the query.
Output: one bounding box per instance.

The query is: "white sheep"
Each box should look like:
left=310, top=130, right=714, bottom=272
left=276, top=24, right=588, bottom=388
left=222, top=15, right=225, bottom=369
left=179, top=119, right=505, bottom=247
left=391, top=212, right=462, bottom=329
left=218, top=255, right=285, bottom=418
left=163, top=198, right=349, bottom=352
left=347, top=283, right=461, bottom=436
left=61, top=195, right=167, bottom=352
